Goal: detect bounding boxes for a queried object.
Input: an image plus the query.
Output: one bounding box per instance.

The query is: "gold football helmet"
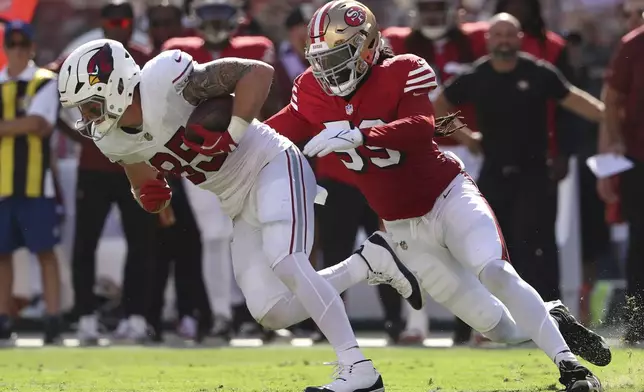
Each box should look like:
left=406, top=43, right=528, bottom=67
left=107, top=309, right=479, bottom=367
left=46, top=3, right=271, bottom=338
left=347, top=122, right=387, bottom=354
left=305, top=0, right=381, bottom=97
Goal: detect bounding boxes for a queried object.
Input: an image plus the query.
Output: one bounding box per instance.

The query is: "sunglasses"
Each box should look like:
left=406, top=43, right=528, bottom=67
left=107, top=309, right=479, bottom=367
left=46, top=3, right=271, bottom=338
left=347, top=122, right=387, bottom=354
left=103, top=18, right=132, bottom=29
left=5, top=40, right=31, bottom=49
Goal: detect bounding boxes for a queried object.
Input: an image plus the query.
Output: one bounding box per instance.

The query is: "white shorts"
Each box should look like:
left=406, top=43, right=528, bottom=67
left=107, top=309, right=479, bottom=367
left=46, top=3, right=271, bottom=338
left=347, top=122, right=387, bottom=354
left=382, top=173, right=509, bottom=332
left=383, top=173, right=507, bottom=276
left=231, top=147, right=317, bottom=321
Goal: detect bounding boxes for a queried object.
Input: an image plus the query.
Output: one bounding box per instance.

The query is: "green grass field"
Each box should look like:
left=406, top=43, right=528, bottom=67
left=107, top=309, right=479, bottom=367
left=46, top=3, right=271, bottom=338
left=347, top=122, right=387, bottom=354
left=0, top=346, right=642, bottom=392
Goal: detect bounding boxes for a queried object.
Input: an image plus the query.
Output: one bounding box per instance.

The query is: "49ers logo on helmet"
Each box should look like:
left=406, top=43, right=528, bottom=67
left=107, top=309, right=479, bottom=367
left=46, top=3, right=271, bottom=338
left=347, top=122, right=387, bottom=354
left=344, top=6, right=366, bottom=27
left=86, top=43, right=114, bottom=86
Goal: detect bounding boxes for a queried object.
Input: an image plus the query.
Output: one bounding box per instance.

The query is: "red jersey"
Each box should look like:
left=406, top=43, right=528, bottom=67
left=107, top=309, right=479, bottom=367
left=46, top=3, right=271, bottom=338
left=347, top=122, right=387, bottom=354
left=162, top=35, right=275, bottom=65
left=382, top=26, right=479, bottom=146
left=266, top=54, right=461, bottom=221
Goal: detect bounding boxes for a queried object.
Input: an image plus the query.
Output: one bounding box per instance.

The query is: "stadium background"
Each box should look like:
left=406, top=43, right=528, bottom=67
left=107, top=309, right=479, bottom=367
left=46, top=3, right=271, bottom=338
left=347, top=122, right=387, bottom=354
left=0, top=0, right=631, bottom=332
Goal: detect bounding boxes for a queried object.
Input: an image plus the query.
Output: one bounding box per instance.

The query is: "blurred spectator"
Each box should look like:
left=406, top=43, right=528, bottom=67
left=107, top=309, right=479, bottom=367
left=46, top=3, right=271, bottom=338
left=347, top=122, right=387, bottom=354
left=492, top=0, right=576, bottom=179
left=622, top=0, right=644, bottom=33
left=457, top=0, right=489, bottom=23
left=0, top=21, right=62, bottom=344
left=434, top=13, right=603, bottom=311
left=274, top=3, right=312, bottom=105
left=48, top=0, right=156, bottom=343
left=383, top=0, right=482, bottom=345
left=600, top=23, right=644, bottom=345
left=238, top=0, right=268, bottom=37
left=146, top=0, right=186, bottom=54
left=163, top=0, right=279, bottom=121
left=148, top=177, right=212, bottom=342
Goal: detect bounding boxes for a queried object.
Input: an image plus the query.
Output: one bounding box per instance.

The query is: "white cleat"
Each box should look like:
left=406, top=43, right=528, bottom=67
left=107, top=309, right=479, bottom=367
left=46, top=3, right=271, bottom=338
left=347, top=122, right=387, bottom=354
left=177, top=315, right=198, bottom=340
left=77, top=314, right=100, bottom=344
left=304, top=360, right=384, bottom=392
left=355, top=232, right=424, bottom=310
left=113, top=315, right=148, bottom=342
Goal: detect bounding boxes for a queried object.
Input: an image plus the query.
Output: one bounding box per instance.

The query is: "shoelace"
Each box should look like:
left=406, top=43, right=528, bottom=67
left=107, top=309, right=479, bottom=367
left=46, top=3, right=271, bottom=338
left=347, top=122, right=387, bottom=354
left=367, top=271, right=406, bottom=296
left=323, top=361, right=350, bottom=383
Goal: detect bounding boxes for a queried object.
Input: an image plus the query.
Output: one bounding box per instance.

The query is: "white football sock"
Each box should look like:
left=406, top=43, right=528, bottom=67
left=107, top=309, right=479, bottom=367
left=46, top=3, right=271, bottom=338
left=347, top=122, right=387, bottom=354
left=271, top=253, right=366, bottom=364
left=479, top=259, right=572, bottom=363
left=259, top=254, right=368, bottom=331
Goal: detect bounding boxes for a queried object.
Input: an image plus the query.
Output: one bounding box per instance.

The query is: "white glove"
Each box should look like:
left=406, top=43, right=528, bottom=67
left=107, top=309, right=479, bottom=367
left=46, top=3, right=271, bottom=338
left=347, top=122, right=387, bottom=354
left=303, top=127, right=363, bottom=157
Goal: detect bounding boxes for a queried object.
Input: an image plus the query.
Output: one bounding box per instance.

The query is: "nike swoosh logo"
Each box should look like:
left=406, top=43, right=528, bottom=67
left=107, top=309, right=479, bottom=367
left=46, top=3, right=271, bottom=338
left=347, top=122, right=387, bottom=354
left=174, top=53, right=182, bottom=63
left=442, top=186, right=454, bottom=199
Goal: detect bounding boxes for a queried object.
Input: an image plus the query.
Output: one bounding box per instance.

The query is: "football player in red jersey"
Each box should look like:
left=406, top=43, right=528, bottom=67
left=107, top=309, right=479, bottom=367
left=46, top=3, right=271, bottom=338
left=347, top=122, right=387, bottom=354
left=266, top=2, right=607, bottom=391
left=162, top=0, right=280, bottom=119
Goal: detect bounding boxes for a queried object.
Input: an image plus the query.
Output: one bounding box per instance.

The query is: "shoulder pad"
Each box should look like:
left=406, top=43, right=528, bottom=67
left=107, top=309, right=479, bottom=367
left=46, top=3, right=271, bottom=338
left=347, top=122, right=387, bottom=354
left=143, top=50, right=195, bottom=94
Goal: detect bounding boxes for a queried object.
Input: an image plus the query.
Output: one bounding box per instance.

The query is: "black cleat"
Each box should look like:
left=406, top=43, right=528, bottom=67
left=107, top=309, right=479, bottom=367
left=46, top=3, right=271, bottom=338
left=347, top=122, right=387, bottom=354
left=357, top=232, right=424, bottom=311
left=549, top=301, right=611, bottom=366
left=43, top=315, right=62, bottom=345
left=0, top=315, right=14, bottom=347
left=558, top=360, right=602, bottom=392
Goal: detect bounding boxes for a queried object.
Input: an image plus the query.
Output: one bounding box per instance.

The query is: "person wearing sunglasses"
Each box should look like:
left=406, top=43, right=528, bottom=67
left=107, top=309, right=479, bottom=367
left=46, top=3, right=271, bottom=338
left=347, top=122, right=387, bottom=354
left=101, top=0, right=136, bottom=48
left=0, top=21, right=62, bottom=345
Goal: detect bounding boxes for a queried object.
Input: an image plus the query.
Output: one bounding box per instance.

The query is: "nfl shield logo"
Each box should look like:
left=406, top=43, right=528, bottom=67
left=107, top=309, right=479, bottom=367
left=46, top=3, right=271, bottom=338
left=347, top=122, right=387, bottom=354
left=345, top=104, right=353, bottom=115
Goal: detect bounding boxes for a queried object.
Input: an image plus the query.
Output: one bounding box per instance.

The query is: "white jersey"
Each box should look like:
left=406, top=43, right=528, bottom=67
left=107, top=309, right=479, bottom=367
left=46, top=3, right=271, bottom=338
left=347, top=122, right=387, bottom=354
left=95, top=49, right=291, bottom=217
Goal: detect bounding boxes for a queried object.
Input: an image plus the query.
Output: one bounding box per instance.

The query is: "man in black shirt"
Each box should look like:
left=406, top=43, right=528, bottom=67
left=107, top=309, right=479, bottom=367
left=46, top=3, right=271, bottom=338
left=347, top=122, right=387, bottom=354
left=434, top=13, right=604, bottom=301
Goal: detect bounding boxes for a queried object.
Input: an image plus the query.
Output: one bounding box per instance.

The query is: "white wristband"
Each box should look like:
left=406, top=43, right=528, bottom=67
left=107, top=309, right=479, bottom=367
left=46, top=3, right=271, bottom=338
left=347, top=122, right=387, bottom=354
left=228, top=116, right=250, bottom=143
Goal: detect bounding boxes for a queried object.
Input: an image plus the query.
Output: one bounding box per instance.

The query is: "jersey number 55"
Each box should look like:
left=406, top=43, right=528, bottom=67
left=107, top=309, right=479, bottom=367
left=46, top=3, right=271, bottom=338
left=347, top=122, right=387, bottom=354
left=323, top=120, right=401, bottom=172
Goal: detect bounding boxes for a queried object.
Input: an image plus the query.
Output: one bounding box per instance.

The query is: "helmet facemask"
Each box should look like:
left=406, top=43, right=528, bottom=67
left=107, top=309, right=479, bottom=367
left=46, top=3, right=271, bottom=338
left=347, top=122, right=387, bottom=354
left=306, top=32, right=379, bottom=97
left=73, top=96, right=122, bottom=141
left=193, top=3, right=240, bottom=45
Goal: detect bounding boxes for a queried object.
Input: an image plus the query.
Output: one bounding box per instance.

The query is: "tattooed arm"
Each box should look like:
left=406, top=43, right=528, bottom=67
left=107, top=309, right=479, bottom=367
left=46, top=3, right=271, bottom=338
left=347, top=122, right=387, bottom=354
left=181, top=57, right=274, bottom=124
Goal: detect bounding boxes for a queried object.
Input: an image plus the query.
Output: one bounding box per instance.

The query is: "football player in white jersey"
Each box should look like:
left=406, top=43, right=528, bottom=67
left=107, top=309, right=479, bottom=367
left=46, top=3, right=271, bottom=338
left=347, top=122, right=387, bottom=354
left=57, top=38, right=424, bottom=392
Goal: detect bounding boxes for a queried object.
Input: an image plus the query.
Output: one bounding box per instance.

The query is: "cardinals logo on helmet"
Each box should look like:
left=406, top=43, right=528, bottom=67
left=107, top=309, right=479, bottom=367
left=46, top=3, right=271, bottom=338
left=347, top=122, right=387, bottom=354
left=86, top=43, right=114, bottom=86
left=344, top=6, right=366, bottom=27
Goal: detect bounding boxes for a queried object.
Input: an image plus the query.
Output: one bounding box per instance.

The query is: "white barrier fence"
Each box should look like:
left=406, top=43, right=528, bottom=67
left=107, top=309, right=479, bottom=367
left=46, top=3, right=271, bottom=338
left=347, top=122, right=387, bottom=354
left=12, top=157, right=582, bottom=321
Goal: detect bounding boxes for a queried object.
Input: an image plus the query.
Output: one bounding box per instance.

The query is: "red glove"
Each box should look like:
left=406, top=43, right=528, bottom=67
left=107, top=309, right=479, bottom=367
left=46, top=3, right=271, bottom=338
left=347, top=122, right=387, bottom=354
left=182, top=123, right=237, bottom=156
left=139, top=175, right=172, bottom=213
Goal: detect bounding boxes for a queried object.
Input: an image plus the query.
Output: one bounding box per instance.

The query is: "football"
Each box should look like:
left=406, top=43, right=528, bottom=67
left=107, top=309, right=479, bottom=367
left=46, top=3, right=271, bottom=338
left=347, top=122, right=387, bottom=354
left=184, top=95, right=234, bottom=144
